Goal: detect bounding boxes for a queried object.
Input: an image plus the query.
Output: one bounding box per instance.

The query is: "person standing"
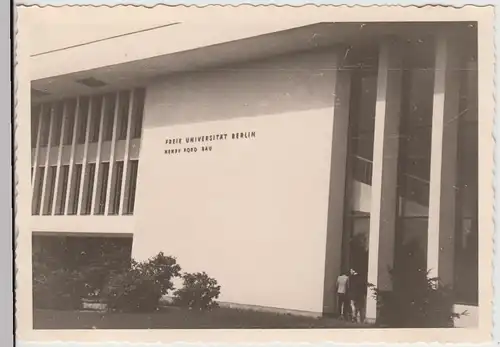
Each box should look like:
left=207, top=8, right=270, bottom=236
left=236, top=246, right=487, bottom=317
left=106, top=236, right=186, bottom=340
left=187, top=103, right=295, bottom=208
left=336, top=271, right=350, bottom=319
left=349, top=269, right=366, bottom=323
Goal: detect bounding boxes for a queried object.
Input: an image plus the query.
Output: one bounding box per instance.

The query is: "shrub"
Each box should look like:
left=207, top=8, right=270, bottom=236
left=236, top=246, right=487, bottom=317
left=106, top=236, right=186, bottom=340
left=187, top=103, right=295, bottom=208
left=174, top=272, right=221, bottom=310
left=135, top=252, right=182, bottom=294
left=73, top=239, right=134, bottom=298
left=102, top=252, right=181, bottom=312
left=102, top=267, right=162, bottom=312
left=32, top=235, right=134, bottom=308
left=33, top=268, right=88, bottom=310
left=368, top=241, right=465, bottom=328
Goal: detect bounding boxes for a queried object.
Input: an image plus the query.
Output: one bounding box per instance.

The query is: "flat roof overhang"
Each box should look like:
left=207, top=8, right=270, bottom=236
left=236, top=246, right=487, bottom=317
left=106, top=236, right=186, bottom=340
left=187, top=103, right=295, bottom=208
left=31, top=21, right=477, bottom=103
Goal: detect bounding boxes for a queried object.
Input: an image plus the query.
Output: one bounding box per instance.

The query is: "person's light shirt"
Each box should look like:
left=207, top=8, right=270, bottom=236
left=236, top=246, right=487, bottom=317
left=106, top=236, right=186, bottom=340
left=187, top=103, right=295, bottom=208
left=336, top=274, right=349, bottom=294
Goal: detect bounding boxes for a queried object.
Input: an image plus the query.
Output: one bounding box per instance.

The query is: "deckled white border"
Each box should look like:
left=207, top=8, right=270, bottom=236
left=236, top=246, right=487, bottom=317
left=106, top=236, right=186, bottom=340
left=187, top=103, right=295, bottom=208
left=12, top=2, right=497, bottom=346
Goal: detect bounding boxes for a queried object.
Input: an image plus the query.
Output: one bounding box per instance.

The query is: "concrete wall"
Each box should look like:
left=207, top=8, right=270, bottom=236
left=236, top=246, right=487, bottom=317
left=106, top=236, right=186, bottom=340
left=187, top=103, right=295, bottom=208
left=453, top=304, right=479, bottom=328
left=132, top=49, right=339, bottom=313
left=31, top=215, right=136, bottom=235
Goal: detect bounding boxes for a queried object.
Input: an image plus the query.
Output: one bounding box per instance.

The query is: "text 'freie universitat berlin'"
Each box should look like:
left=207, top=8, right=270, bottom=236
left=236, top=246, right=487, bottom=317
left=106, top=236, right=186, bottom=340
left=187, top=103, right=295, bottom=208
left=164, top=131, right=257, bottom=155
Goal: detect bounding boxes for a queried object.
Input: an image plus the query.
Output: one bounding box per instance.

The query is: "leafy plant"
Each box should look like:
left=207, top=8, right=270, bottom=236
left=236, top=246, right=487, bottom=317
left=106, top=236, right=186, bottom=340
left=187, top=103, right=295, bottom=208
left=101, top=252, right=181, bottom=312
left=174, top=272, right=221, bottom=311
left=33, top=268, right=88, bottom=310
left=64, top=237, right=133, bottom=297
left=368, top=240, right=465, bottom=328
left=32, top=235, right=134, bottom=308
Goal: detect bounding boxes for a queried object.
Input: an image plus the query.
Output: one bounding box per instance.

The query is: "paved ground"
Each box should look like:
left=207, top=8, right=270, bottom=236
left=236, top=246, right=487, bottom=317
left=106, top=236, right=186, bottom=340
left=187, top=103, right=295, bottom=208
left=34, top=307, right=371, bottom=329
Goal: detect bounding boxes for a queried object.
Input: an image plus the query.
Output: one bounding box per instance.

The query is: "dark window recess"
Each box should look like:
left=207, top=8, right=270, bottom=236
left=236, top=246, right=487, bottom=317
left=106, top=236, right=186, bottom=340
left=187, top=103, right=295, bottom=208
left=125, top=160, right=139, bottom=215
left=81, top=163, right=96, bottom=215
left=31, top=105, right=41, bottom=149
left=103, top=94, right=116, bottom=141
left=110, top=161, right=124, bottom=215
left=51, top=103, right=64, bottom=147
left=90, top=97, right=103, bottom=143
left=31, top=167, right=45, bottom=215
left=69, top=164, right=83, bottom=215
left=97, top=163, right=110, bottom=215
left=117, top=91, right=130, bottom=140
left=56, top=165, right=70, bottom=215
left=77, top=97, right=90, bottom=144
left=63, top=99, right=77, bottom=145
left=39, top=106, right=51, bottom=147
left=132, top=89, right=145, bottom=139
left=43, top=166, right=57, bottom=215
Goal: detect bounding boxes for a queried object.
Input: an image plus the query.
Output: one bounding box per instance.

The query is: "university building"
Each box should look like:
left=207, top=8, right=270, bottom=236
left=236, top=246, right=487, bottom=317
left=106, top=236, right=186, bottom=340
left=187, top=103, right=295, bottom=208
left=30, top=21, right=479, bottom=327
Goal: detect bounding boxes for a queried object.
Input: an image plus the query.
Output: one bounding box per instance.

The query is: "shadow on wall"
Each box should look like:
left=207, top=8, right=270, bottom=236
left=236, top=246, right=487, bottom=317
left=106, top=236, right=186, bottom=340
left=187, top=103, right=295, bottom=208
left=145, top=48, right=345, bottom=128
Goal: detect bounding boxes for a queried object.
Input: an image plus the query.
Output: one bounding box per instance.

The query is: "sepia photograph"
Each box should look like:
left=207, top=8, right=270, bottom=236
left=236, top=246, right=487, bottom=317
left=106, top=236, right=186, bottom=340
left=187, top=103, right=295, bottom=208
left=15, top=4, right=494, bottom=344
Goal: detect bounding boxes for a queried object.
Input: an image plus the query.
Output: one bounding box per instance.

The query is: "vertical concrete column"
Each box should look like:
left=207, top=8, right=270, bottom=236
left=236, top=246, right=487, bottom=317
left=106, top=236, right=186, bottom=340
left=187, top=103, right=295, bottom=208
left=52, top=102, right=68, bottom=215
left=322, top=49, right=351, bottom=315
left=91, top=97, right=107, bottom=214
left=64, top=98, right=80, bottom=215
left=365, top=39, right=403, bottom=323
left=427, top=33, right=461, bottom=286
left=119, top=90, right=135, bottom=215
left=31, top=105, right=43, bottom=188
left=39, top=104, right=55, bottom=215
left=77, top=98, right=93, bottom=215
left=105, top=92, right=120, bottom=215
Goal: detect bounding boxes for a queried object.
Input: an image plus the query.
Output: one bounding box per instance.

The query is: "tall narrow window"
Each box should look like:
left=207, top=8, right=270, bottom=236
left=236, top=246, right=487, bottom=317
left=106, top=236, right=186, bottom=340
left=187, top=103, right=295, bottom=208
left=81, top=163, right=96, bottom=215
left=77, top=97, right=90, bottom=144
left=131, top=89, right=145, bottom=139
left=43, top=166, right=57, bottom=215
left=63, top=99, right=77, bottom=145
left=31, top=167, right=45, bottom=215
left=109, top=161, right=124, bottom=215
left=350, top=73, right=377, bottom=187
left=31, top=105, right=41, bottom=149
left=39, top=106, right=51, bottom=147
left=90, top=96, right=103, bottom=143
left=103, top=94, right=116, bottom=141
left=124, top=160, right=138, bottom=214
left=55, top=165, right=70, bottom=215
left=68, top=164, right=83, bottom=215
left=51, top=103, right=64, bottom=147
left=96, top=162, right=109, bottom=215
left=393, top=38, right=436, bottom=278
left=342, top=49, right=378, bottom=281
left=117, top=91, right=130, bottom=140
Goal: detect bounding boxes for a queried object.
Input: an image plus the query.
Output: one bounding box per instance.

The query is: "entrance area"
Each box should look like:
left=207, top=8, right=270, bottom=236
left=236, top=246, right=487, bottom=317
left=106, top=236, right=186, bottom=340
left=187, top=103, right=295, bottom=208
left=334, top=26, right=479, bottom=324
left=32, top=232, right=133, bottom=311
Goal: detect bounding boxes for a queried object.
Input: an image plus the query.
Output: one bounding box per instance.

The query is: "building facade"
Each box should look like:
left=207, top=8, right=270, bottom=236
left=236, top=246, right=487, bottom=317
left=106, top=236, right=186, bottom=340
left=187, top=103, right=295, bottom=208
left=30, top=22, right=479, bottom=326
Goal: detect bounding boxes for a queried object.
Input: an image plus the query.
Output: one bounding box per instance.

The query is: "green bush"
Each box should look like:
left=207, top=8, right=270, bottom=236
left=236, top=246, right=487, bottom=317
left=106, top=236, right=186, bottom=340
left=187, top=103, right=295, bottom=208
left=102, top=252, right=181, bottom=312
left=173, top=272, right=221, bottom=310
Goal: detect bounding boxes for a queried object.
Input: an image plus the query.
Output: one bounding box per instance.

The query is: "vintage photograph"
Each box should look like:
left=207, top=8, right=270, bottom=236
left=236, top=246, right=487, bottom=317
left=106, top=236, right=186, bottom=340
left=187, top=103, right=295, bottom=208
left=15, top=4, right=494, bottom=343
